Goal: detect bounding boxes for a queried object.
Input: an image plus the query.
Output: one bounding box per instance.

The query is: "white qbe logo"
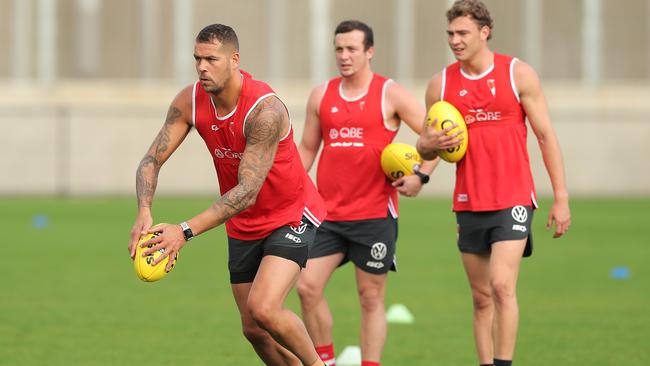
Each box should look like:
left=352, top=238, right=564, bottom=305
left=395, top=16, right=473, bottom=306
left=511, top=206, right=528, bottom=223
left=329, top=128, right=339, bottom=139
left=290, top=221, right=307, bottom=235
left=370, top=242, right=387, bottom=260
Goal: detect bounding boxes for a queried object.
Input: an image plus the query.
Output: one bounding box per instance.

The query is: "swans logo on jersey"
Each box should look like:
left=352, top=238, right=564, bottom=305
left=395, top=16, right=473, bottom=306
left=511, top=206, right=528, bottom=223
left=459, top=89, right=468, bottom=97
left=464, top=108, right=502, bottom=125
left=211, top=125, right=220, bottom=131
left=214, top=147, right=243, bottom=160
left=487, top=79, right=496, bottom=96
left=370, top=242, right=387, bottom=260
left=328, top=127, right=363, bottom=140
left=290, top=221, right=308, bottom=235
left=331, top=106, right=339, bottom=113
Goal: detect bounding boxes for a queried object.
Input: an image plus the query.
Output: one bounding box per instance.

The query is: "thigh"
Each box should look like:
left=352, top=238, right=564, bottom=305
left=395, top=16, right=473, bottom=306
left=461, top=251, right=492, bottom=294
left=300, top=253, right=346, bottom=291
left=489, top=238, right=526, bottom=286
left=232, top=282, right=258, bottom=328
left=249, top=255, right=302, bottom=307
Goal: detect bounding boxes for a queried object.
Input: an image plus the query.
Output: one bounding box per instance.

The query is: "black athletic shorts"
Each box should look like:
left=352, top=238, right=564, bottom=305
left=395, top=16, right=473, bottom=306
left=456, top=205, right=534, bottom=257
left=228, top=216, right=317, bottom=284
left=309, top=214, right=398, bottom=274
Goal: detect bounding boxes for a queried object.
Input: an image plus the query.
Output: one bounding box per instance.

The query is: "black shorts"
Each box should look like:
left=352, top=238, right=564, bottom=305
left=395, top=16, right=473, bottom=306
left=309, top=215, right=398, bottom=274
left=456, top=206, right=534, bottom=257
left=228, top=216, right=317, bottom=284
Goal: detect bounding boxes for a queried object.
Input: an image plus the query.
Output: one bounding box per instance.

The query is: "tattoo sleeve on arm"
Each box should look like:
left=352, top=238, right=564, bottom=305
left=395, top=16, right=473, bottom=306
left=214, top=96, right=286, bottom=219
left=136, top=106, right=184, bottom=208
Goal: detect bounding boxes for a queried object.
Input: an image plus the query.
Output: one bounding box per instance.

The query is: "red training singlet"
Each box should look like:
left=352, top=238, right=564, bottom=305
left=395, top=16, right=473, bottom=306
left=442, top=53, right=537, bottom=212
left=317, top=74, right=399, bottom=221
left=193, top=70, right=326, bottom=239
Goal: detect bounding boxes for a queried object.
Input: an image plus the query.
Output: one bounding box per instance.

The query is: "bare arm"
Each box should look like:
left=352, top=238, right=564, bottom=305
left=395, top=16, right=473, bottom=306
left=141, top=95, right=289, bottom=269
left=515, top=60, right=571, bottom=238
left=129, top=86, right=193, bottom=257
left=298, top=85, right=325, bottom=172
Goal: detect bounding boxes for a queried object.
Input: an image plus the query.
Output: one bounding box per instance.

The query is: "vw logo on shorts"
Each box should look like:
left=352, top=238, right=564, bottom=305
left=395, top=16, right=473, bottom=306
left=511, top=206, right=528, bottom=223
left=290, top=221, right=307, bottom=235
left=370, top=242, right=387, bottom=260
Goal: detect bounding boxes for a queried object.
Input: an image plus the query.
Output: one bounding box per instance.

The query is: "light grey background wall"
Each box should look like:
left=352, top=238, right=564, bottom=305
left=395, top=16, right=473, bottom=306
left=0, top=0, right=648, bottom=197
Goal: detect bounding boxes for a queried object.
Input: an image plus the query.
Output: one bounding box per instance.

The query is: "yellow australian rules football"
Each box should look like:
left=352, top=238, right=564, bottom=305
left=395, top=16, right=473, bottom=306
left=380, top=143, right=423, bottom=181
left=425, top=100, right=468, bottom=162
left=134, top=224, right=178, bottom=282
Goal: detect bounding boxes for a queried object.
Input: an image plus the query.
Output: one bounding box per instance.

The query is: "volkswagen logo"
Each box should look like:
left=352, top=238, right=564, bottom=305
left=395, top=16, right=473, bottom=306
left=511, top=206, right=528, bottom=223
left=370, top=242, right=387, bottom=260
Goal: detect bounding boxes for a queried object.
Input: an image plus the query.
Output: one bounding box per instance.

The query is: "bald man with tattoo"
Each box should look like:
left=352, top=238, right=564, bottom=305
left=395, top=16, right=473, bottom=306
left=128, top=24, right=327, bottom=366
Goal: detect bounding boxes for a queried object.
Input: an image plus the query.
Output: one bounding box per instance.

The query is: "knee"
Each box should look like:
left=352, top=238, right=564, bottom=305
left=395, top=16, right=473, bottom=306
left=358, top=285, right=384, bottom=313
left=296, top=277, right=324, bottom=307
left=471, top=289, right=493, bottom=312
left=491, top=280, right=516, bottom=306
left=248, top=301, right=277, bottom=331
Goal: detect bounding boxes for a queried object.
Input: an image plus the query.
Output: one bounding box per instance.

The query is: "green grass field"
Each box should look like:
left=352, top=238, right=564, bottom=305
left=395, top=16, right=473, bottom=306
left=1, top=197, right=649, bottom=365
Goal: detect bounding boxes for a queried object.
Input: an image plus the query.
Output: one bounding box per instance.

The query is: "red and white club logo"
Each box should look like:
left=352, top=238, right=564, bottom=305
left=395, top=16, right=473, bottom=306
left=511, top=206, right=528, bottom=223
left=371, top=242, right=387, bottom=260
left=329, top=128, right=339, bottom=140
left=290, top=221, right=307, bottom=235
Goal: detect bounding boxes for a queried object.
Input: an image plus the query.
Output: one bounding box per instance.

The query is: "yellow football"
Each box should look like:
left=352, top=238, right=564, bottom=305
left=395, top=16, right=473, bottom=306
left=380, top=143, right=423, bottom=181
left=134, top=224, right=177, bottom=282
left=425, top=100, right=468, bottom=163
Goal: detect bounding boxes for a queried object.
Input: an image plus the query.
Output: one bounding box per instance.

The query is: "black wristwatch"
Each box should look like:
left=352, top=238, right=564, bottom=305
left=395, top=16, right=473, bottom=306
left=414, top=171, right=430, bottom=184
left=180, top=221, right=194, bottom=241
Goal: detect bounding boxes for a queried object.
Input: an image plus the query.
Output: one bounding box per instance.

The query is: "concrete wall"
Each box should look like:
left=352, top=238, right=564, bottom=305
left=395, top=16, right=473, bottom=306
left=1, top=81, right=648, bottom=197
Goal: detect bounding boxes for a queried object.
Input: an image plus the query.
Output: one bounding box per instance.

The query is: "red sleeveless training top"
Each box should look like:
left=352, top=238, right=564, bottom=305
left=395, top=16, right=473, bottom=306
left=442, top=53, right=537, bottom=212
left=193, top=70, right=326, bottom=239
left=317, top=74, right=399, bottom=221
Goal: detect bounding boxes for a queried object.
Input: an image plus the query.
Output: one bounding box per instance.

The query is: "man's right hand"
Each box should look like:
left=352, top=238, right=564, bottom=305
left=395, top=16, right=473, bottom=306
left=417, top=119, right=465, bottom=159
left=129, top=208, right=153, bottom=259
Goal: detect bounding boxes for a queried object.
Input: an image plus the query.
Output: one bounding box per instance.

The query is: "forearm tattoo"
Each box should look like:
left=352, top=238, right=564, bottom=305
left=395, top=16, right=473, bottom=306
left=136, top=106, right=182, bottom=208
left=215, top=96, right=286, bottom=219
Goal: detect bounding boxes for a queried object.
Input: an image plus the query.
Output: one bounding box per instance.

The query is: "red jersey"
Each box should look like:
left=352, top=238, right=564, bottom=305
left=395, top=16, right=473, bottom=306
left=317, top=74, right=399, bottom=221
left=442, top=53, right=537, bottom=211
left=193, top=70, right=326, bottom=239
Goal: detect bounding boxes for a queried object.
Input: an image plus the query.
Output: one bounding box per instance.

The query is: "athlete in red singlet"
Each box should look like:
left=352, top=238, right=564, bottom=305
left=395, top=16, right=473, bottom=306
left=417, top=2, right=571, bottom=366
left=296, top=20, right=438, bottom=366
left=128, top=24, right=326, bottom=366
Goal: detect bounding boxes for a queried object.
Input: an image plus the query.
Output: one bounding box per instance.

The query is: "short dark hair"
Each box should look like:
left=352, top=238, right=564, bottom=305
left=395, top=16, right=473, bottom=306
left=446, top=0, right=494, bottom=40
left=334, top=20, right=374, bottom=50
left=196, top=24, right=239, bottom=51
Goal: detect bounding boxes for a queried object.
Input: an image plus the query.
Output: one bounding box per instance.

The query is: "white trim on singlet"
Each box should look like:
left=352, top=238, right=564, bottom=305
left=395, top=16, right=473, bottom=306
left=242, top=92, right=276, bottom=138
left=191, top=82, right=198, bottom=126
left=303, top=207, right=322, bottom=227
left=211, top=97, right=237, bottom=120
left=531, top=191, right=539, bottom=209
left=460, top=62, right=495, bottom=80
left=388, top=196, right=398, bottom=219
left=338, top=77, right=370, bottom=102
left=440, top=68, right=447, bottom=101
left=381, top=79, right=399, bottom=132
left=510, top=58, right=521, bottom=103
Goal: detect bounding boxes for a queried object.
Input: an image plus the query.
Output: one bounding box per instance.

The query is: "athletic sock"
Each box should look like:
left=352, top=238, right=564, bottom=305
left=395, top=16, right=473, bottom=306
left=494, top=359, right=512, bottom=366
left=361, top=361, right=380, bottom=366
left=315, top=344, right=336, bottom=366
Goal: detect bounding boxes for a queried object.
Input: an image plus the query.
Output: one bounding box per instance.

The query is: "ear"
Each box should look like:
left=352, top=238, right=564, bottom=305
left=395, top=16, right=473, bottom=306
left=231, top=51, right=240, bottom=69
left=480, top=26, right=490, bottom=41
left=366, top=46, right=375, bottom=61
